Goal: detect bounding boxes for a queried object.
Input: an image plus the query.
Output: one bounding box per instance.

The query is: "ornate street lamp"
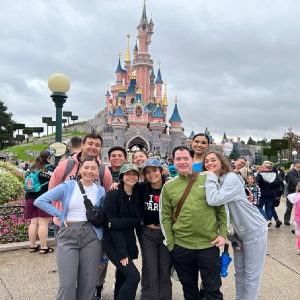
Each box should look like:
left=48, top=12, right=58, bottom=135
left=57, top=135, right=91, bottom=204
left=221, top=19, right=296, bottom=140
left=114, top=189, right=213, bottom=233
left=292, top=150, right=297, bottom=161
left=48, top=73, right=70, bottom=165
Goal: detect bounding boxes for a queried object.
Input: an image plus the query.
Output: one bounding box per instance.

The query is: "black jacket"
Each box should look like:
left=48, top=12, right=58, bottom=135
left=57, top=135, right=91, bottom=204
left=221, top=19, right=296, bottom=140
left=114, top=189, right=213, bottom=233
left=256, top=171, right=284, bottom=199
left=103, top=188, right=142, bottom=260
left=286, top=168, right=300, bottom=194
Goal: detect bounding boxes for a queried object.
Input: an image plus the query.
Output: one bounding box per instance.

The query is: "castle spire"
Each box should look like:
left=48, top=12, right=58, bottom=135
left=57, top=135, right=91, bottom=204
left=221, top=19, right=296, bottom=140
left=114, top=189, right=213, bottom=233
left=116, top=51, right=126, bottom=73
left=140, top=0, right=148, bottom=24
left=169, top=96, right=182, bottom=122
left=124, top=34, right=131, bottom=62
left=155, top=61, right=163, bottom=84
left=162, top=79, right=168, bottom=106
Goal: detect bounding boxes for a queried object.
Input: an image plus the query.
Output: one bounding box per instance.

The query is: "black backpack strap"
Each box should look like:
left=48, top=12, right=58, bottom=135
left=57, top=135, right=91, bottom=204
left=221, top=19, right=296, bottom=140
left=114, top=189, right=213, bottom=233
left=61, top=158, right=75, bottom=183
left=99, top=163, right=105, bottom=186
left=77, top=180, right=88, bottom=200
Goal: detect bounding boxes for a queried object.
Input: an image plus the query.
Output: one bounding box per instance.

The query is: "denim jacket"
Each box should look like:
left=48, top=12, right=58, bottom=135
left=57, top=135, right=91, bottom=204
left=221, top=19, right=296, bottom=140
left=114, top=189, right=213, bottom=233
left=34, top=180, right=105, bottom=240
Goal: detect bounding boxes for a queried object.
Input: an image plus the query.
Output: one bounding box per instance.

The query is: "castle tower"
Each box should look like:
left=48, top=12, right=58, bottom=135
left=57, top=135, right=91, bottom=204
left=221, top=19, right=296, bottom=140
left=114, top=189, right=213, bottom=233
left=149, top=68, right=156, bottom=100
left=155, top=62, right=163, bottom=102
left=132, top=0, right=154, bottom=103
left=169, top=96, right=183, bottom=152
left=150, top=102, right=165, bottom=154
left=111, top=100, right=127, bottom=147
left=125, top=71, right=137, bottom=108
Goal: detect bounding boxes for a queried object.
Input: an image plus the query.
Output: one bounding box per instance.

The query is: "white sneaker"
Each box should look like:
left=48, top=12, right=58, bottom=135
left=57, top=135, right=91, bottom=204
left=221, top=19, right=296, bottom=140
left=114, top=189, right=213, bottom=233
left=266, top=220, right=272, bottom=229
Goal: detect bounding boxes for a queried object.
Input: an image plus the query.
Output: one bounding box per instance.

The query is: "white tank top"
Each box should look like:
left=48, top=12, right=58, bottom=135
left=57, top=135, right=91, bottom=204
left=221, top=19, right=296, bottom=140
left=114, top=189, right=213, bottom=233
left=66, top=182, right=98, bottom=221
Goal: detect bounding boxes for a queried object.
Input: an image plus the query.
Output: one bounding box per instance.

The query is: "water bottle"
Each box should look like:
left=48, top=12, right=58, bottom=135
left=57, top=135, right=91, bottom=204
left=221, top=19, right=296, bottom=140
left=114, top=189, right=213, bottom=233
left=98, top=252, right=109, bottom=275
left=220, top=243, right=232, bottom=278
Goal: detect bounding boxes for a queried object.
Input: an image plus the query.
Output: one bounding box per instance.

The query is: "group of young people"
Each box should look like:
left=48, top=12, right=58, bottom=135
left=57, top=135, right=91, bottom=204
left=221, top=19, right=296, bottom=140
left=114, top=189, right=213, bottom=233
left=25, top=133, right=272, bottom=300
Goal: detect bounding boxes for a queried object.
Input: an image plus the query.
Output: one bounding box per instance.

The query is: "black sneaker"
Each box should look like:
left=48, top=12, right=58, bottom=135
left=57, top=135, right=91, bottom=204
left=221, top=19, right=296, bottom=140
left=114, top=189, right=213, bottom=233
left=284, top=221, right=290, bottom=225
left=275, top=220, right=282, bottom=228
left=94, top=285, right=103, bottom=300
left=291, top=230, right=295, bottom=234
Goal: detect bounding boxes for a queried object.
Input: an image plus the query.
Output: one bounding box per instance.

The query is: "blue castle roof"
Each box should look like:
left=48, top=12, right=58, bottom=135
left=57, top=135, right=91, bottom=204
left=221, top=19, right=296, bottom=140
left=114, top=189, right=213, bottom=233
left=134, top=42, right=138, bottom=51
left=152, top=105, right=164, bottom=118
left=150, top=68, right=155, bottom=78
left=155, top=68, right=163, bottom=84
left=114, top=105, right=125, bottom=117
left=169, top=103, right=182, bottom=122
left=107, top=110, right=112, bottom=117
left=116, top=91, right=126, bottom=98
left=126, top=78, right=137, bottom=95
left=115, top=58, right=126, bottom=73
left=129, top=93, right=149, bottom=112
left=189, top=131, right=195, bottom=138
left=105, top=90, right=110, bottom=96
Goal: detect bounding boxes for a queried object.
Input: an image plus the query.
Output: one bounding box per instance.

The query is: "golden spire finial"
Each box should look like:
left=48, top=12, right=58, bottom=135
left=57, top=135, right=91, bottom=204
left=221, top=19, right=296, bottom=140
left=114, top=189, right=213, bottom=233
left=175, top=95, right=177, bottom=104
left=162, top=79, right=168, bottom=106
left=158, top=60, right=161, bottom=69
left=118, top=98, right=121, bottom=106
left=156, top=101, right=159, bottom=108
left=118, top=51, right=122, bottom=59
left=125, top=34, right=131, bottom=62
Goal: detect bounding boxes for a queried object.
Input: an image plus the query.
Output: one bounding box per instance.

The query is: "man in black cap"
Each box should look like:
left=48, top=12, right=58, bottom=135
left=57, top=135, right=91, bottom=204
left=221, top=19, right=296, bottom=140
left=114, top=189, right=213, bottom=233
left=284, top=159, right=300, bottom=226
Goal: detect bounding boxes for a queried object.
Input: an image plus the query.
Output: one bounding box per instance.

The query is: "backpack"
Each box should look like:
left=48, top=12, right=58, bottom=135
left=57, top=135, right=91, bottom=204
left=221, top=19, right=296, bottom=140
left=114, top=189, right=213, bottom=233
left=61, top=157, right=106, bottom=186
left=24, top=165, right=50, bottom=192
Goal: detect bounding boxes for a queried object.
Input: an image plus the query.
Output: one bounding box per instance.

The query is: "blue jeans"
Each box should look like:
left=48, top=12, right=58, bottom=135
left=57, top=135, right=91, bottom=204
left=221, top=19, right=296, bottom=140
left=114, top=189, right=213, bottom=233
left=258, top=198, right=274, bottom=221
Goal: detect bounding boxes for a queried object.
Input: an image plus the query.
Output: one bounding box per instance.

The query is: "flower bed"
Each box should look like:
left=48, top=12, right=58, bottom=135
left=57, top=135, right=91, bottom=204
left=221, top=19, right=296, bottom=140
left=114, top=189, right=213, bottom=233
left=0, top=162, right=29, bottom=244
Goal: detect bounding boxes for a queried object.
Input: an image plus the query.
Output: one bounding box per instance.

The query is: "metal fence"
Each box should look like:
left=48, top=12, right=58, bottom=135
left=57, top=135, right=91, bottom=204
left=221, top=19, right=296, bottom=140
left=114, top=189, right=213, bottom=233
left=0, top=205, right=29, bottom=244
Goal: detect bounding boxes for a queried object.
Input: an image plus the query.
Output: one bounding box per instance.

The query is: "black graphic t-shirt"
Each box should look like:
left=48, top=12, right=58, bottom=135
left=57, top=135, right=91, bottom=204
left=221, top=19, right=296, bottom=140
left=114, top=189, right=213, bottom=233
left=139, top=182, right=161, bottom=226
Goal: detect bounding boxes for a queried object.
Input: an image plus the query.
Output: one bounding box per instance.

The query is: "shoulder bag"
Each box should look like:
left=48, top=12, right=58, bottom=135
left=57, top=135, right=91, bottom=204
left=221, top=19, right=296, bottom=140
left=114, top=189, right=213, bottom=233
left=77, top=180, right=106, bottom=228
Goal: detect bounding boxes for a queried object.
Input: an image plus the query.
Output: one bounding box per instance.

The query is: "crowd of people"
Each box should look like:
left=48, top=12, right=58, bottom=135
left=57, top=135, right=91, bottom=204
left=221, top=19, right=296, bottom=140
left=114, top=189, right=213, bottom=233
left=20, top=133, right=300, bottom=300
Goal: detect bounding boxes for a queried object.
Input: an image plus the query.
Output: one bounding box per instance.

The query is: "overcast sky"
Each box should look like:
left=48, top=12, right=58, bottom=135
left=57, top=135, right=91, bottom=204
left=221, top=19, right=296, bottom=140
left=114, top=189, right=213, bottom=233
left=1, top=0, right=300, bottom=143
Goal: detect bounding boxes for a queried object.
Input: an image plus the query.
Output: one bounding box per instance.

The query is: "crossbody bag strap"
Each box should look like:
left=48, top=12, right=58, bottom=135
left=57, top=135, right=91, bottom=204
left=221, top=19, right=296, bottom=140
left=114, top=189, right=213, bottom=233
left=77, top=180, right=89, bottom=201
left=172, top=171, right=200, bottom=223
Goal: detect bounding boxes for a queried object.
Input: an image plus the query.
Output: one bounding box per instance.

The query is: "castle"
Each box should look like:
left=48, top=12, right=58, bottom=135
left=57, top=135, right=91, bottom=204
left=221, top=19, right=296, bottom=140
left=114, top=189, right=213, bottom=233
left=83, top=1, right=189, bottom=159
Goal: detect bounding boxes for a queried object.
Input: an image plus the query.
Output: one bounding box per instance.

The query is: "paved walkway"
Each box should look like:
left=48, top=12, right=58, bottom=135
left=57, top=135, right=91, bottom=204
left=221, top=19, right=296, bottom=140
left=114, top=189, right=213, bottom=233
left=0, top=200, right=299, bottom=300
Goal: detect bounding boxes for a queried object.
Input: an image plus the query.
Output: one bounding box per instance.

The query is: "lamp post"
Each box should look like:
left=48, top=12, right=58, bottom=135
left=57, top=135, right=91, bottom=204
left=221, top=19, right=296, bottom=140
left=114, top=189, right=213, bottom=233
left=48, top=73, right=71, bottom=165
left=5, top=151, right=9, bottom=162
left=292, top=150, right=297, bottom=161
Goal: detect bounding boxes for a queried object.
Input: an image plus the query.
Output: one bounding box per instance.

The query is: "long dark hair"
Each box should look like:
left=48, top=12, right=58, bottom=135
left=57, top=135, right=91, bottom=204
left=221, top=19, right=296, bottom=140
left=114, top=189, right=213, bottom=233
left=144, top=167, right=165, bottom=204
left=30, top=150, right=53, bottom=172
left=117, top=181, right=140, bottom=218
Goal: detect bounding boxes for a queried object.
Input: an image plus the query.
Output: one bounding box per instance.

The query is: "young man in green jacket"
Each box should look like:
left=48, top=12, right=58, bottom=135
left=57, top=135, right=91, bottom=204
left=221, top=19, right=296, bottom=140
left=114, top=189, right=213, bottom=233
left=159, top=146, right=227, bottom=300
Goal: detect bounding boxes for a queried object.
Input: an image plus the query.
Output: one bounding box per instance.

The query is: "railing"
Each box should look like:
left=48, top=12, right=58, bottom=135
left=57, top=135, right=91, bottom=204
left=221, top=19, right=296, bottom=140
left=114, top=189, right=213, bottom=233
left=0, top=205, right=29, bottom=244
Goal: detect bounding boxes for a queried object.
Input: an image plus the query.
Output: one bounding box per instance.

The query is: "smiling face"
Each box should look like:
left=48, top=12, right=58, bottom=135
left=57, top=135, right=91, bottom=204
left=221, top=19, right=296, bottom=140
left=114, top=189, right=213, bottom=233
left=235, top=158, right=246, bottom=170
left=191, top=135, right=209, bottom=155
left=122, top=170, right=139, bottom=187
left=132, top=151, right=148, bottom=169
left=144, top=166, right=163, bottom=186
left=173, top=149, right=193, bottom=176
left=109, top=150, right=127, bottom=171
left=79, top=160, right=99, bottom=182
left=81, top=137, right=101, bottom=159
left=204, top=153, right=222, bottom=176
left=247, top=175, right=254, bottom=185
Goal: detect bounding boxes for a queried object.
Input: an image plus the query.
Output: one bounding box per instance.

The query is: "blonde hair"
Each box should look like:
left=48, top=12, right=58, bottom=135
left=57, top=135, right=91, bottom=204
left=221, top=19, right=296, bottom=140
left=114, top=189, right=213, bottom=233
left=262, top=161, right=273, bottom=170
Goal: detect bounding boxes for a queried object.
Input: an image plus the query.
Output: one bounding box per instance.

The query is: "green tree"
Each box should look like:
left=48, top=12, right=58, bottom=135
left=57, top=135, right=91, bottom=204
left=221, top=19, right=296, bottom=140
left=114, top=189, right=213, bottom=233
left=42, top=117, right=52, bottom=135
left=247, top=137, right=256, bottom=145
left=230, top=144, right=240, bottom=160
left=255, top=151, right=263, bottom=165
left=262, top=147, right=278, bottom=161
left=0, top=101, right=16, bottom=148
left=259, top=138, right=269, bottom=147
left=71, top=115, right=78, bottom=124
left=63, top=111, right=72, bottom=125
left=271, top=139, right=290, bottom=164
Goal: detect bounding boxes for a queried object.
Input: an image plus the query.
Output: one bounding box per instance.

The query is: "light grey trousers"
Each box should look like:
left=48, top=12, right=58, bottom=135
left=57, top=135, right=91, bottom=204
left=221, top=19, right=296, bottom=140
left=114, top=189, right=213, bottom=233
left=56, top=222, right=102, bottom=300
left=233, top=230, right=268, bottom=300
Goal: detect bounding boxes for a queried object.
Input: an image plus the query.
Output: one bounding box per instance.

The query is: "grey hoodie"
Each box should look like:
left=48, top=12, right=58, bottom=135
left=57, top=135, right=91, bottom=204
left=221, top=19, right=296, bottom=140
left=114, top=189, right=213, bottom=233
left=205, top=172, right=267, bottom=242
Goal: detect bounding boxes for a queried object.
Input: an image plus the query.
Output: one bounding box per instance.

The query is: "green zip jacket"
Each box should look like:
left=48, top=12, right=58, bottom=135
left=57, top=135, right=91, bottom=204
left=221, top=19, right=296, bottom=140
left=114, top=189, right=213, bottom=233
left=159, top=173, right=227, bottom=251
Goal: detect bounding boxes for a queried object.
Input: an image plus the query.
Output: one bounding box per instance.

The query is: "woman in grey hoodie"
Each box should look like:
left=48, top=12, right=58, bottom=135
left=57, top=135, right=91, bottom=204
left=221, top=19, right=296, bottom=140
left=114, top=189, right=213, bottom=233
left=203, top=151, right=268, bottom=300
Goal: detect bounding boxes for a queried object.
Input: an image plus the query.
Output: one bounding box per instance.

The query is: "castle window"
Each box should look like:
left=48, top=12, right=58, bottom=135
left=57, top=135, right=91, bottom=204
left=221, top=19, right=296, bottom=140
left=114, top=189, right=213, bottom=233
left=131, top=98, right=135, bottom=104
left=116, top=136, right=118, bottom=140
left=159, top=134, right=161, bottom=138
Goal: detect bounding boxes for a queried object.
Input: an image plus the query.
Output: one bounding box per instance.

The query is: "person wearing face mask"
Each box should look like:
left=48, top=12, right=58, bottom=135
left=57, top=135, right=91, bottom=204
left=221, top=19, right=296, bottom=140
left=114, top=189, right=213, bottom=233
left=34, top=157, right=105, bottom=300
